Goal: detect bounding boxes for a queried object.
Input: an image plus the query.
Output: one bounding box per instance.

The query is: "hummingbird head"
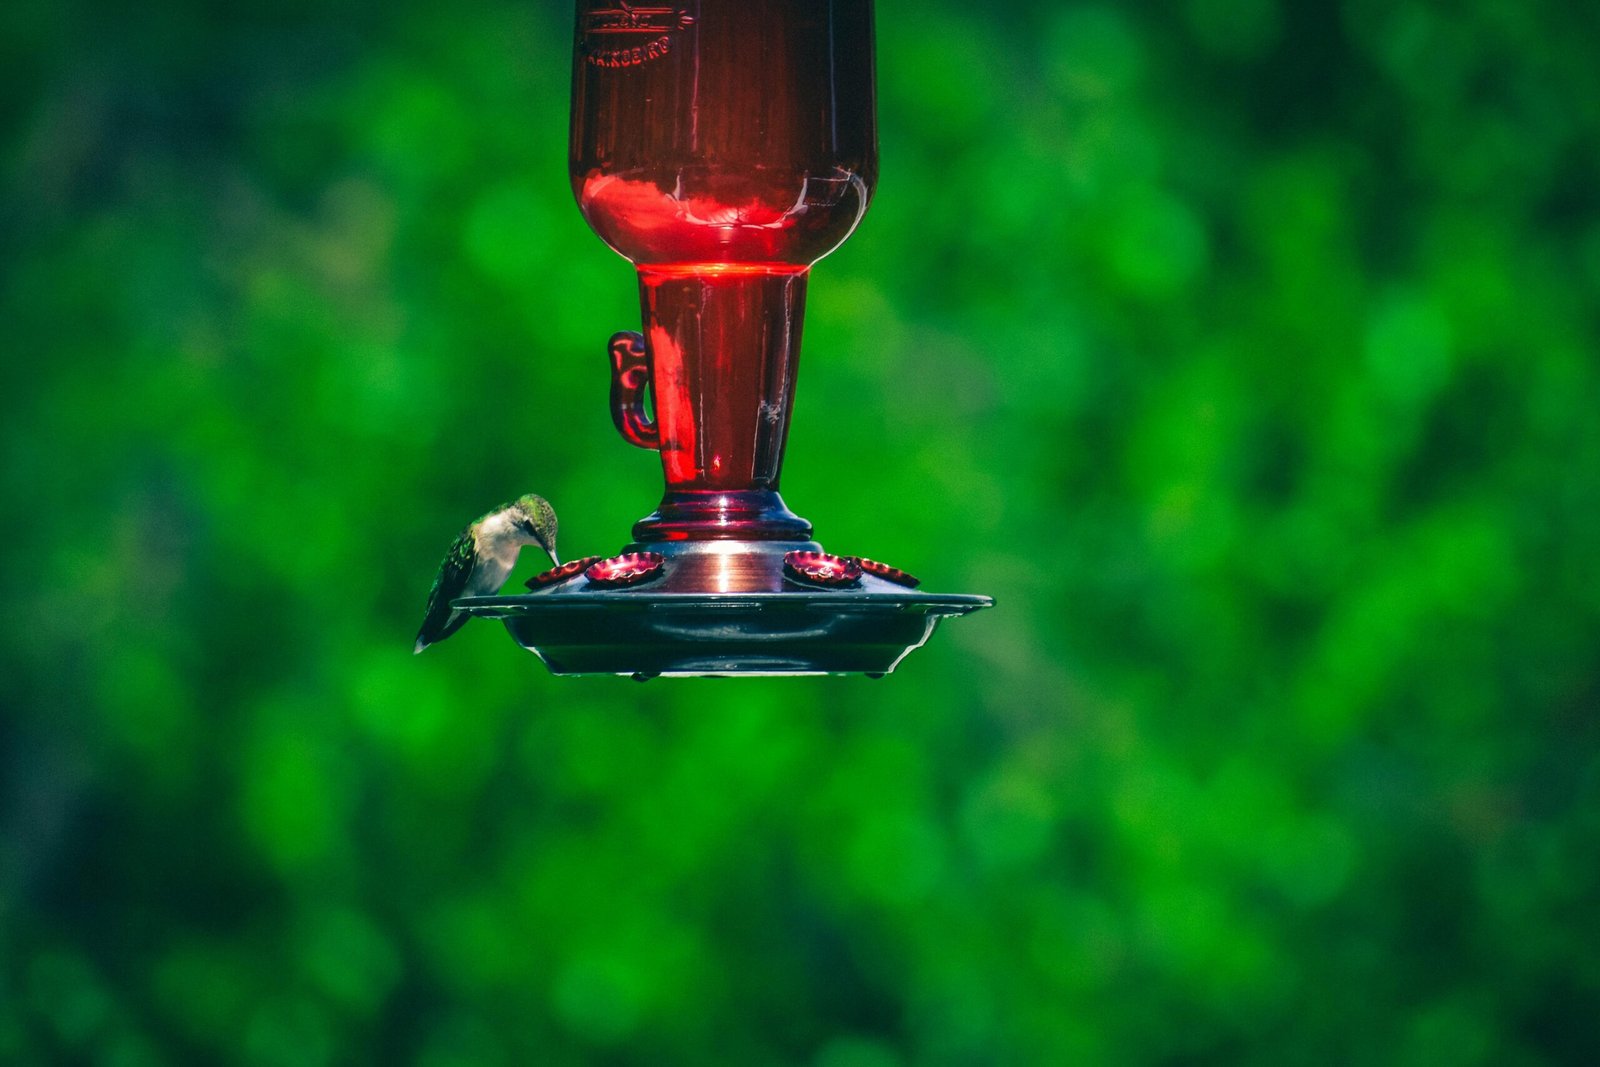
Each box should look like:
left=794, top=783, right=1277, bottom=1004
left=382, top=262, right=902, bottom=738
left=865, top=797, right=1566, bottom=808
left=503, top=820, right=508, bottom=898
left=511, top=493, right=559, bottom=563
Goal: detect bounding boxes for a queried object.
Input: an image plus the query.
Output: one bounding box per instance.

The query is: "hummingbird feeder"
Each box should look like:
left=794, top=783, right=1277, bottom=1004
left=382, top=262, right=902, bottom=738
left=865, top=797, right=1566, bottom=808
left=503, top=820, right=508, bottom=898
left=459, top=0, right=992, bottom=677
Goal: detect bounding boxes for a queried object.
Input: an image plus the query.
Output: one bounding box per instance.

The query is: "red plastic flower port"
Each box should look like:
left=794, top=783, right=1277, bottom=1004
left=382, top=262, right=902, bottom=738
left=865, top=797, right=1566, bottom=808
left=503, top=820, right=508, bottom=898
left=584, top=552, right=666, bottom=587
left=783, top=551, right=863, bottom=588
left=526, top=556, right=604, bottom=589
left=854, top=557, right=921, bottom=589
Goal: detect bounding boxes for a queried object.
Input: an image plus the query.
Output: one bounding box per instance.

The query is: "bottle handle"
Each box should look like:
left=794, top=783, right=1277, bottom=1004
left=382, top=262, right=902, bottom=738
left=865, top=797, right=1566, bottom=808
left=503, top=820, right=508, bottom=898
left=608, top=330, right=659, bottom=451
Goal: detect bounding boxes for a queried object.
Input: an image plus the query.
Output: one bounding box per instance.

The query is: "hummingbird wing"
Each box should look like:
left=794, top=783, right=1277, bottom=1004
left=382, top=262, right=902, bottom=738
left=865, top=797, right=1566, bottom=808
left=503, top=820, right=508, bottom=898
left=414, top=527, right=477, bottom=653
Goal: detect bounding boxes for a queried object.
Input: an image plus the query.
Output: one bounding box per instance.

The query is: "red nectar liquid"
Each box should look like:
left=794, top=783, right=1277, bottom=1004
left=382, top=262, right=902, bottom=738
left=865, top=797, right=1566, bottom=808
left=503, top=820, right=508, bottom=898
left=571, top=0, right=877, bottom=540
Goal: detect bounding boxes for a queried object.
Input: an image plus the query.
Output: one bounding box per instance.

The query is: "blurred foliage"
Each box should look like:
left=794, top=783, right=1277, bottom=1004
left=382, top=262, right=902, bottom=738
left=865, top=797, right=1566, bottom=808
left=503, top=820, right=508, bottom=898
left=3, top=0, right=1600, bottom=1062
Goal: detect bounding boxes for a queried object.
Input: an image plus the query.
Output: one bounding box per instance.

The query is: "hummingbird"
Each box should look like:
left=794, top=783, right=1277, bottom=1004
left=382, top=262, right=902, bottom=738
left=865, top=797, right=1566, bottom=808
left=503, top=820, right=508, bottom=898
left=414, top=493, right=559, bottom=653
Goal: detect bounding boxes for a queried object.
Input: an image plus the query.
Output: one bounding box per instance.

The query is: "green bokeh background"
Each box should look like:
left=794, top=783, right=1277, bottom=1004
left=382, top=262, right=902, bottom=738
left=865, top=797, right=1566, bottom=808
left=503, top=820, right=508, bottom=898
left=4, top=0, right=1599, bottom=1062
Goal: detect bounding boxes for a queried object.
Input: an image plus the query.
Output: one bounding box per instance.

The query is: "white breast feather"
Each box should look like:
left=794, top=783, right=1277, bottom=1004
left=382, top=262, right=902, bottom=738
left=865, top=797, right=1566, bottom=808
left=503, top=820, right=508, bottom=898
left=469, top=511, right=528, bottom=595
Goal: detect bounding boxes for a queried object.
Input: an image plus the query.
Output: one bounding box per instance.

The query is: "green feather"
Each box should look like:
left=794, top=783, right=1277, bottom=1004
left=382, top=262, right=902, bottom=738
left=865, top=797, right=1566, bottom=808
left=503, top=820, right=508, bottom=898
left=414, top=525, right=477, bottom=653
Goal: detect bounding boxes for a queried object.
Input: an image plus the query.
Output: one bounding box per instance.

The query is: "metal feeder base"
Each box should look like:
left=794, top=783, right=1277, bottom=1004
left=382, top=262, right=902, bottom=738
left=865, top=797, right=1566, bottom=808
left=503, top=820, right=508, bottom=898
left=457, top=540, right=993, bottom=678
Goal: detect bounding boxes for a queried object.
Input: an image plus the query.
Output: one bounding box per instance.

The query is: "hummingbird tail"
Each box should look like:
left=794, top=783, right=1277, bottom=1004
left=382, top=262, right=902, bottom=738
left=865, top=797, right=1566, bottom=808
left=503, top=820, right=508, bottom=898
left=414, top=609, right=471, bottom=653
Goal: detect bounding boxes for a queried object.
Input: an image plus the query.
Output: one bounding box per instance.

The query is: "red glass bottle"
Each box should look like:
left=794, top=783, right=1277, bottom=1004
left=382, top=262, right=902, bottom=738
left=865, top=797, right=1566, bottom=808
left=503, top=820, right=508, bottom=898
left=570, top=0, right=877, bottom=541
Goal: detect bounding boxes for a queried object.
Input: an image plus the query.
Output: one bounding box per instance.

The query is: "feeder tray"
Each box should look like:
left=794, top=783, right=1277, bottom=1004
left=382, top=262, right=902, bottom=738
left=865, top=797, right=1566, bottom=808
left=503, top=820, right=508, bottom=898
left=460, top=539, right=992, bottom=678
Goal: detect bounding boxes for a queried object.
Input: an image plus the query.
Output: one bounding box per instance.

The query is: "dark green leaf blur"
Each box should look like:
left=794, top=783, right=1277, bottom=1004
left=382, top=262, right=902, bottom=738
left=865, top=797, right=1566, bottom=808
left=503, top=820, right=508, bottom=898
left=4, top=0, right=1598, bottom=1062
